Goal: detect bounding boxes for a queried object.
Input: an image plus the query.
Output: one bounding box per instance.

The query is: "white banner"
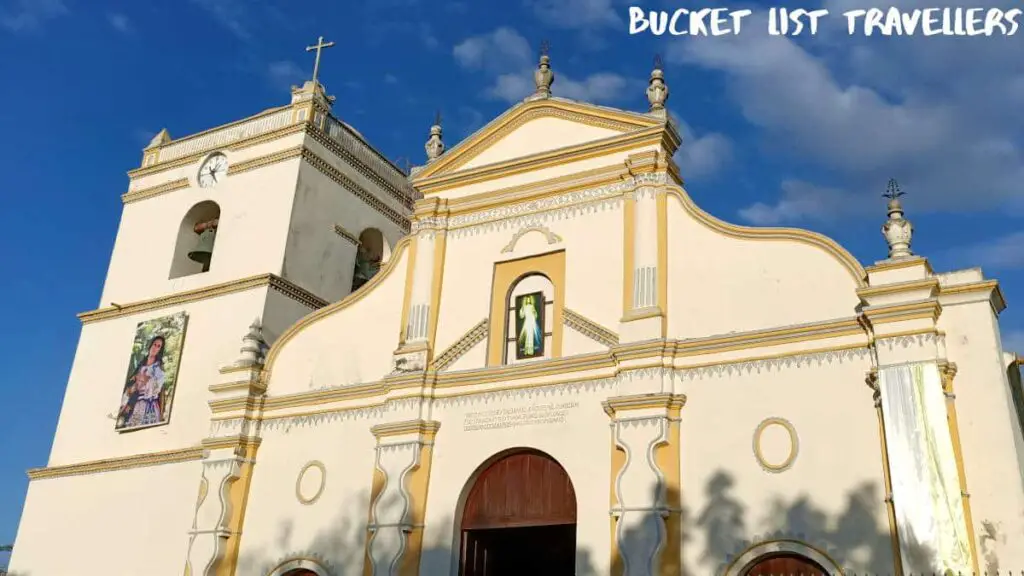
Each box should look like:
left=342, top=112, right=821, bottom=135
left=878, top=362, right=972, bottom=574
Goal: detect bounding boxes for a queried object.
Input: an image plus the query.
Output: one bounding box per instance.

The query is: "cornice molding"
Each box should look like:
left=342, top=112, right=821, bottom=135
left=300, top=148, right=411, bottom=232
left=563, top=307, right=619, bottom=347
left=79, top=273, right=327, bottom=324
left=432, top=319, right=488, bottom=372
left=414, top=99, right=666, bottom=181
left=121, top=178, right=190, bottom=204
left=415, top=126, right=670, bottom=195
left=27, top=446, right=204, bottom=480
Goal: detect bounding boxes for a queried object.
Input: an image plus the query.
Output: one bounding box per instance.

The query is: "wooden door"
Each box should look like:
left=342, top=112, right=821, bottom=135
left=744, top=553, right=828, bottom=576
left=462, top=450, right=576, bottom=530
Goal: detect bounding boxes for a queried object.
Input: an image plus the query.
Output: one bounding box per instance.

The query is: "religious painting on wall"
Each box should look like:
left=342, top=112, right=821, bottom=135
left=115, top=312, right=189, bottom=432
left=515, top=292, right=545, bottom=360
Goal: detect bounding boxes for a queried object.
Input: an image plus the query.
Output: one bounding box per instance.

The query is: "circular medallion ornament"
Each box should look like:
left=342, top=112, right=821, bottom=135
left=753, top=418, right=799, bottom=473
left=295, top=461, right=326, bottom=505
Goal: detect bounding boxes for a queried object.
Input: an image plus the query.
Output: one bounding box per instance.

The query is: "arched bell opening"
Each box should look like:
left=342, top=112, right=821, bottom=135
left=457, top=449, right=577, bottom=576
left=169, top=200, right=221, bottom=278
left=351, top=227, right=388, bottom=292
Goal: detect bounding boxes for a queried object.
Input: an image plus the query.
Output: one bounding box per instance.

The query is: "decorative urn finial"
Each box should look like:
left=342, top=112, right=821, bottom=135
left=881, top=179, right=913, bottom=259
left=425, top=110, right=445, bottom=162
left=530, top=40, right=554, bottom=100
left=235, top=317, right=267, bottom=367
left=647, top=54, right=669, bottom=117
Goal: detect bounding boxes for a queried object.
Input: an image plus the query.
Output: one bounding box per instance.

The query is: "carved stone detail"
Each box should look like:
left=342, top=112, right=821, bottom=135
left=184, top=450, right=244, bottom=576
left=610, top=415, right=672, bottom=576
left=563, top=308, right=619, bottom=347
left=366, top=442, right=421, bottom=576
left=500, top=225, right=564, bottom=253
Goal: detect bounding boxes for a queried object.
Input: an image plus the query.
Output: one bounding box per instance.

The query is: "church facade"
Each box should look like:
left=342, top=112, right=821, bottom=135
left=9, top=50, right=1024, bottom=576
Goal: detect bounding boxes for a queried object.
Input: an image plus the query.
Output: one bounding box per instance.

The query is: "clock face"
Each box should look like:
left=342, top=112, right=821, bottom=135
left=198, top=153, right=228, bottom=188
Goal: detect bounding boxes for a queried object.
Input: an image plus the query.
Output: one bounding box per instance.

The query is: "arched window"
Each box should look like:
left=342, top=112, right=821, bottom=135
left=169, top=201, right=221, bottom=278
left=351, top=227, right=389, bottom=291
left=505, top=273, right=555, bottom=364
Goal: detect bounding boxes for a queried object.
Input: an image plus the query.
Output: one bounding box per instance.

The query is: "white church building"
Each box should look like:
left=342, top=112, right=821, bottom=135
left=8, top=45, right=1024, bottom=576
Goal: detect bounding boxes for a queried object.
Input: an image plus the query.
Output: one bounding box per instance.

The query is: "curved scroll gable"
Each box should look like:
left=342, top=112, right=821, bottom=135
left=666, top=186, right=867, bottom=287
left=261, top=236, right=412, bottom=392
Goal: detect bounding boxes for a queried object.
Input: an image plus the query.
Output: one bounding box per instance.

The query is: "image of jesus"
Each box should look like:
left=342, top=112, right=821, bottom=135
left=516, top=293, right=544, bottom=359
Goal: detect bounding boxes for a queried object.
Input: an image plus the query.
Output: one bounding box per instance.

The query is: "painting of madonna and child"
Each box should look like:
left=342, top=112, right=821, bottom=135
left=115, top=312, right=189, bottom=432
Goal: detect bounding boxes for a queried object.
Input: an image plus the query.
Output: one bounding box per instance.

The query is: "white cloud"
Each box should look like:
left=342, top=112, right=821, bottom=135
left=670, top=114, right=733, bottom=180
left=266, top=61, right=304, bottom=90
left=453, top=27, right=532, bottom=70
left=945, top=231, right=1024, bottom=271
left=1004, top=330, right=1024, bottom=354
left=384, top=73, right=399, bottom=84
left=453, top=27, right=634, bottom=104
left=667, top=6, right=1024, bottom=223
left=738, top=180, right=868, bottom=226
left=107, top=12, right=131, bottom=34
left=0, top=0, right=68, bottom=32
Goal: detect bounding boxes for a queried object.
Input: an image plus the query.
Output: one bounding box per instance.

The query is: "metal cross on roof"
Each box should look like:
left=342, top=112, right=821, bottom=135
left=539, top=39, right=551, bottom=57
left=305, top=35, right=335, bottom=85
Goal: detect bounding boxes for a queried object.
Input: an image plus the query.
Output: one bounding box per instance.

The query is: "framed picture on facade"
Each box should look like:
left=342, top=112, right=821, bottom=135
left=115, top=312, right=189, bottom=432
left=515, top=292, right=545, bottom=360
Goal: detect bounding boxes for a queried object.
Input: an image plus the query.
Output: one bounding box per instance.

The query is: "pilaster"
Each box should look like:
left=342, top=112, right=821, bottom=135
left=362, top=420, right=440, bottom=576
left=865, top=370, right=903, bottom=576
left=394, top=198, right=449, bottom=372
left=619, top=152, right=670, bottom=344
left=185, top=329, right=267, bottom=576
left=603, top=393, right=685, bottom=576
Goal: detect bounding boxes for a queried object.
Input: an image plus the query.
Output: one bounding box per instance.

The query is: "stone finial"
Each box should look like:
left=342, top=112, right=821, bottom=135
left=425, top=111, right=445, bottom=162
left=146, top=128, right=171, bottom=150
left=235, top=317, right=267, bottom=367
left=647, top=55, right=669, bottom=118
left=529, top=40, right=554, bottom=101
left=881, top=179, right=914, bottom=259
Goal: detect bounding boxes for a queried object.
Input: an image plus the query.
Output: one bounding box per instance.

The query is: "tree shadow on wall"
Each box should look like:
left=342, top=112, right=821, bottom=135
left=680, top=469, right=938, bottom=574
left=195, top=468, right=940, bottom=576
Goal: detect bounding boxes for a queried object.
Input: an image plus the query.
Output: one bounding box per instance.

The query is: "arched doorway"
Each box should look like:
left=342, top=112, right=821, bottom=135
left=743, top=552, right=829, bottom=576
left=459, top=449, right=577, bottom=576
left=282, top=571, right=317, bottom=576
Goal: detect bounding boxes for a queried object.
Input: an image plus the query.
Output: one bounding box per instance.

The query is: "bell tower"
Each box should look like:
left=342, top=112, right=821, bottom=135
left=10, top=37, right=413, bottom=574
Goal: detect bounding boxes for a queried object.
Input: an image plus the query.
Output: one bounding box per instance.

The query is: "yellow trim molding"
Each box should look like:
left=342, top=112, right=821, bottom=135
left=486, top=250, right=566, bottom=366
left=938, top=362, right=981, bottom=574
left=122, top=178, right=190, bottom=204
left=665, top=187, right=867, bottom=287
left=753, top=417, right=799, bottom=473
left=79, top=273, right=326, bottom=324
left=295, top=460, right=327, bottom=505
left=27, top=446, right=204, bottom=480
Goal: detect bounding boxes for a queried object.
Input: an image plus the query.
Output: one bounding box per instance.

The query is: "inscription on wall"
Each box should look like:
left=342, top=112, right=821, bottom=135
left=463, top=401, right=579, bottom=432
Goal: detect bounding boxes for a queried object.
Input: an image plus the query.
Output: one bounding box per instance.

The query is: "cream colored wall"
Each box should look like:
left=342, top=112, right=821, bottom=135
left=262, top=288, right=322, bottom=346
left=421, top=390, right=613, bottom=576
left=459, top=116, right=623, bottom=171
left=666, top=194, right=861, bottom=338
left=9, top=460, right=201, bottom=576
left=266, top=247, right=408, bottom=395
left=234, top=420, right=377, bottom=575
left=939, top=301, right=1024, bottom=568
left=102, top=152, right=303, bottom=306
left=47, top=287, right=269, bottom=465
left=282, top=153, right=406, bottom=303
left=678, top=358, right=893, bottom=573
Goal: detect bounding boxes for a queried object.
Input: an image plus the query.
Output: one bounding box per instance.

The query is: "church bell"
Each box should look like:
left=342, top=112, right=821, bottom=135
left=188, top=228, right=216, bottom=269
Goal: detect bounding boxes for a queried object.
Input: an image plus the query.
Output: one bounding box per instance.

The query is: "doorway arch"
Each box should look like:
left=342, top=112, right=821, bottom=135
left=458, top=449, right=577, bottom=576
left=725, top=540, right=840, bottom=576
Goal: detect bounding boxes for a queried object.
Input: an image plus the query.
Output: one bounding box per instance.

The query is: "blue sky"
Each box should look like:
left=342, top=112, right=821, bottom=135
left=0, top=0, right=1022, bottom=554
